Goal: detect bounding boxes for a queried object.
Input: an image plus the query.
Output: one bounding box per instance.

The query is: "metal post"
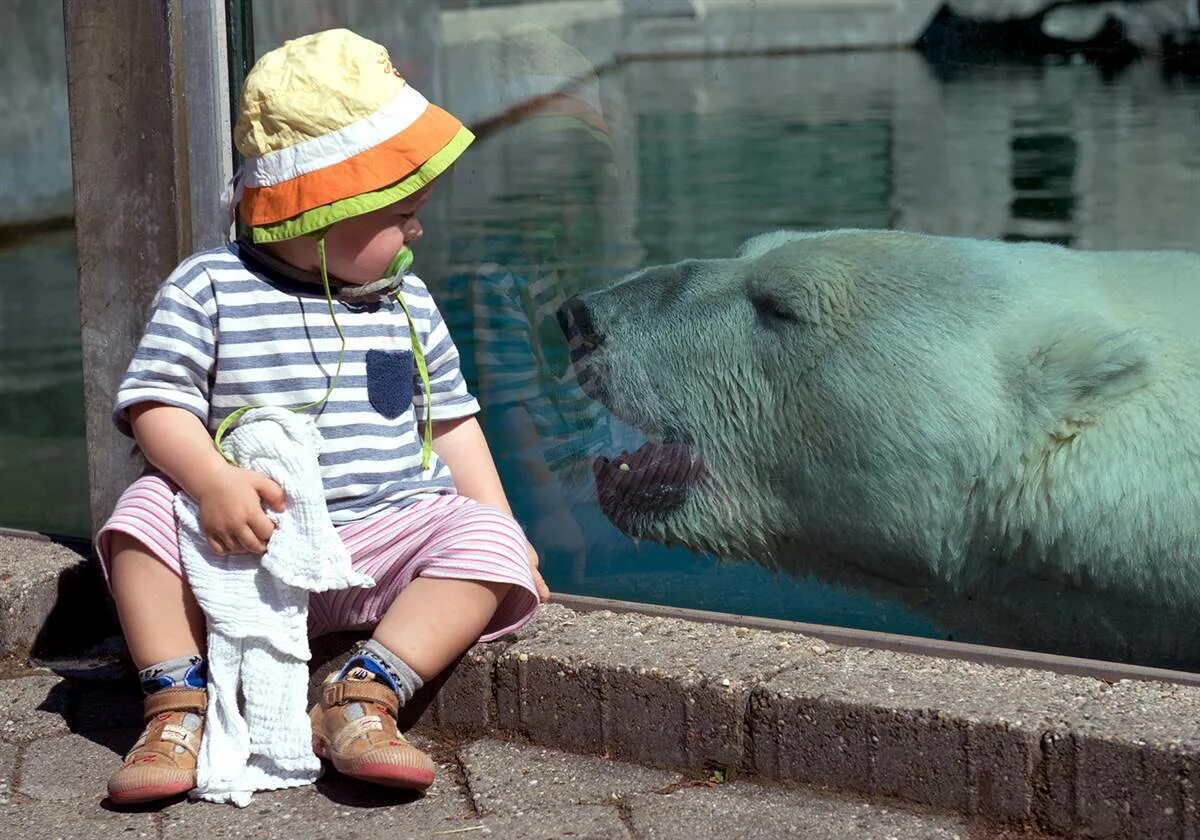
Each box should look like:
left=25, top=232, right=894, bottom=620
left=184, top=0, right=235, bottom=251
left=63, top=0, right=232, bottom=530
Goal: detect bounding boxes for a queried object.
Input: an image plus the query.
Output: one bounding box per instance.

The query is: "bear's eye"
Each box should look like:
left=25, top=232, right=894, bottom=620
left=751, top=294, right=798, bottom=326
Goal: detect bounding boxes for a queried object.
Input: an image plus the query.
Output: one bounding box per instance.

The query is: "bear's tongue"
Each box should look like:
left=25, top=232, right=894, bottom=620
left=592, top=441, right=703, bottom=526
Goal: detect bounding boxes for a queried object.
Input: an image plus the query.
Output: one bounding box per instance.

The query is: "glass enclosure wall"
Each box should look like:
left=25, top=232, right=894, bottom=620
left=249, top=1, right=1200, bottom=670
left=0, top=2, right=87, bottom=537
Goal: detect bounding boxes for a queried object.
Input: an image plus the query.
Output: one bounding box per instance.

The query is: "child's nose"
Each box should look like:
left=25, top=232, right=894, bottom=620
left=402, top=218, right=423, bottom=241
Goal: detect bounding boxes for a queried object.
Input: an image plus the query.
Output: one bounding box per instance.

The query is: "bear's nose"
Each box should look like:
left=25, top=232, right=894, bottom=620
left=557, top=296, right=604, bottom=355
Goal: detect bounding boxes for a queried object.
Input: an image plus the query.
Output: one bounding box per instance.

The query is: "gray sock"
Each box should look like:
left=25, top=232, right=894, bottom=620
left=336, top=638, right=423, bottom=705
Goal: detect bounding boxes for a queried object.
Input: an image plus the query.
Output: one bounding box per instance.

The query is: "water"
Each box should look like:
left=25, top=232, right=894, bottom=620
left=426, top=50, right=1200, bottom=660
left=0, top=228, right=88, bottom=537
left=6, top=49, right=1199, bottom=662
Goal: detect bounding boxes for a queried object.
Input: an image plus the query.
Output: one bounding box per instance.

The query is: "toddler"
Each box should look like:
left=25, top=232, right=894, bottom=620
left=97, top=29, right=545, bottom=805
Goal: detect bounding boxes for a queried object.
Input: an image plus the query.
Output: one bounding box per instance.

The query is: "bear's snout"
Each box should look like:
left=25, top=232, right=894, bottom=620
left=557, top=295, right=604, bottom=359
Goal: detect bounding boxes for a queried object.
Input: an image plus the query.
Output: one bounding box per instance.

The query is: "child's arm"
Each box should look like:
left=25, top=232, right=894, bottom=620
left=428, top=415, right=551, bottom=602
left=129, top=402, right=286, bottom=556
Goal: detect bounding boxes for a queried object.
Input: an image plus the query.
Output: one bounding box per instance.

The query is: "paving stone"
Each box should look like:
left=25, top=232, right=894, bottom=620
left=424, top=644, right=499, bottom=736
left=309, top=608, right=556, bottom=736
left=162, top=785, right=321, bottom=839
left=459, top=738, right=681, bottom=816
left=1069, top=676, right=1200, bottom=751
left=626, top=780, right=970, bottom=839
left=0, top=674, right=73, bottom=744
left=32, top=633, right=131, bottom=682
left=422, top=605, right=581, bottom=738
left=1041, top=678, right=1200, bottom=839
left=17, top=730, right=135, bottom=803
left=161, top=772, right=475, bottom=839
left=751, top=647, right=1108, bottom=821
left=496, top=607, right=819, bottom=770
left=0, top=741, right=16, bottom=805
left=160, top=730, right=473, bottom=838
left=507, top=602, right=578, bottom=639
left=0, top=800, right=156, bottom=840
left=474, top=805, right=630, bottom=838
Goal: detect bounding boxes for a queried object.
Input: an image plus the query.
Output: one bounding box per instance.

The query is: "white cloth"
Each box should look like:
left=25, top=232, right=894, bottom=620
left=175, top=407, right=374, bottom=806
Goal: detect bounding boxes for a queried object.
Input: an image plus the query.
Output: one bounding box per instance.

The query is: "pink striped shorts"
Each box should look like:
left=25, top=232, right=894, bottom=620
left=95, top=475, right=540, bottom=640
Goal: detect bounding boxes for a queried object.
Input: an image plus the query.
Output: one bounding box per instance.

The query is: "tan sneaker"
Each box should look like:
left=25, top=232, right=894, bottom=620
left=309, top=670, right=435, bottom=790
left=107, top=687, right=207, bottom=805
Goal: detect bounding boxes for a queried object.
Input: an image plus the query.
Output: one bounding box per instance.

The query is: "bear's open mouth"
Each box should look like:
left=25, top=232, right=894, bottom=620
left=592, top=439, right=705, bottom=534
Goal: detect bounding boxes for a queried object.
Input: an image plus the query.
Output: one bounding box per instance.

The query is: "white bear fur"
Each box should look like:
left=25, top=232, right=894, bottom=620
left=573, top=229, right=1200, bottom=665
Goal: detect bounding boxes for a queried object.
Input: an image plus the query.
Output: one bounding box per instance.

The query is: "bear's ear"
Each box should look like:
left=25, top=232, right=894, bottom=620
left=1023, top=320, right=1157, bottom=423
left=737, top=230, right=812, bottom=260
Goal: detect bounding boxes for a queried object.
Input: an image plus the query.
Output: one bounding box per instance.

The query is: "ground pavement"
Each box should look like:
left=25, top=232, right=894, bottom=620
left=0, top=658, right=1057, bottom=840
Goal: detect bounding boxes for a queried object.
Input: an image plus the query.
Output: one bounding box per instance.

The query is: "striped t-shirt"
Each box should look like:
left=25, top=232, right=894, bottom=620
left=114, top=244, right=480, bottom=523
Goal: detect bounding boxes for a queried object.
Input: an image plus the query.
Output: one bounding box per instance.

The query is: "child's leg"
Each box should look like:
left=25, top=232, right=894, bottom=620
left=99, top=478, right=208, bottom=805
left=370, top=577, right=510, bottom=680
left=109, top=531, right=206, bottom=669
left=308, top=578, right=512, bottom=791
left=310, top=496, right=538, bottom=790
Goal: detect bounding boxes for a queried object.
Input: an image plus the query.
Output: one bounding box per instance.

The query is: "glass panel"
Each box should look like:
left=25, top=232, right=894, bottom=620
left=239, top=3, right=1200, bottom=670
left=0, top=2, right=87, bottom=537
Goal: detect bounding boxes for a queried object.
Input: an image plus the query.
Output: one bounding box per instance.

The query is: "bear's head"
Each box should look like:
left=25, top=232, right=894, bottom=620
left=558, top=229, right=1158, bottom=591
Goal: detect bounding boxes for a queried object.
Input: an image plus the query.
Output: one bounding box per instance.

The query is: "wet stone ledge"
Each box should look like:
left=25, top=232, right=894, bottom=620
left=402, top=603, right=1200, bottom=840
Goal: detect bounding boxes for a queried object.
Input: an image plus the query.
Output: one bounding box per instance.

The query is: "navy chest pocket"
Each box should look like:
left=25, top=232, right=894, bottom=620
left=366, top=349, right=415, bottom=419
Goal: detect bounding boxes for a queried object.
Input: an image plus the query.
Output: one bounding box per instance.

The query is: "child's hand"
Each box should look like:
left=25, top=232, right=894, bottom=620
left=194, top=464, right=287, bottom=556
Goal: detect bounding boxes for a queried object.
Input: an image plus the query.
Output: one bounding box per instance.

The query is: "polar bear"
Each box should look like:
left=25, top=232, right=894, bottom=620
left=557, top=229, right=1200, bottom=668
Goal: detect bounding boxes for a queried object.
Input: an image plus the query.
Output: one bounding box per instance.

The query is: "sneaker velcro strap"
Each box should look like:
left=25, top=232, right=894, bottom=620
left=323, top=680, right=400, bottom=717
left=159, top=722, right=201, bottom=756
left=144, top=687, right=208, bottom=720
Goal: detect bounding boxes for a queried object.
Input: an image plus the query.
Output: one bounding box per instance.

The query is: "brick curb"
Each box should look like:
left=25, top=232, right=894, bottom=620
left=409, top=604, right=1200, bottom=840
left=0, top=533, right=107, bottom=659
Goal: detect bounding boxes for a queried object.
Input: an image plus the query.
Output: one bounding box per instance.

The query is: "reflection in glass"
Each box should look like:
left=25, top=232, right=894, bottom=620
left=433, top=46, right=1200, bottom=669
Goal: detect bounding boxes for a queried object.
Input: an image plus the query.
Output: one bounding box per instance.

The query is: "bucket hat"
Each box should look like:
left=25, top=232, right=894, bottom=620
left=234, top=28, right=473, bottom=243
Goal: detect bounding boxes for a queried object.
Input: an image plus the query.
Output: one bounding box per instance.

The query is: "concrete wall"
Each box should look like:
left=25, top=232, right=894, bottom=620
left=0, top=1, right=72, bottom=228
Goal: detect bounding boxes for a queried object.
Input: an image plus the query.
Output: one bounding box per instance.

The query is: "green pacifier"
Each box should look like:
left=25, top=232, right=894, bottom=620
left=337, top=246, right=413, bottom=301
left=385, top=246, right=414, bottom=278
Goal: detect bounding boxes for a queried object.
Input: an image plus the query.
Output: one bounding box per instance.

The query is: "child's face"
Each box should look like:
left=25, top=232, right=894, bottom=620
left=321, top=186, right=434, bottom=283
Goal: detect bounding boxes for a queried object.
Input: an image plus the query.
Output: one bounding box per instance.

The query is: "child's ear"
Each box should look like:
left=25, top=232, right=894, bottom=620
left=1021, top=318, right=1157, bottom=425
